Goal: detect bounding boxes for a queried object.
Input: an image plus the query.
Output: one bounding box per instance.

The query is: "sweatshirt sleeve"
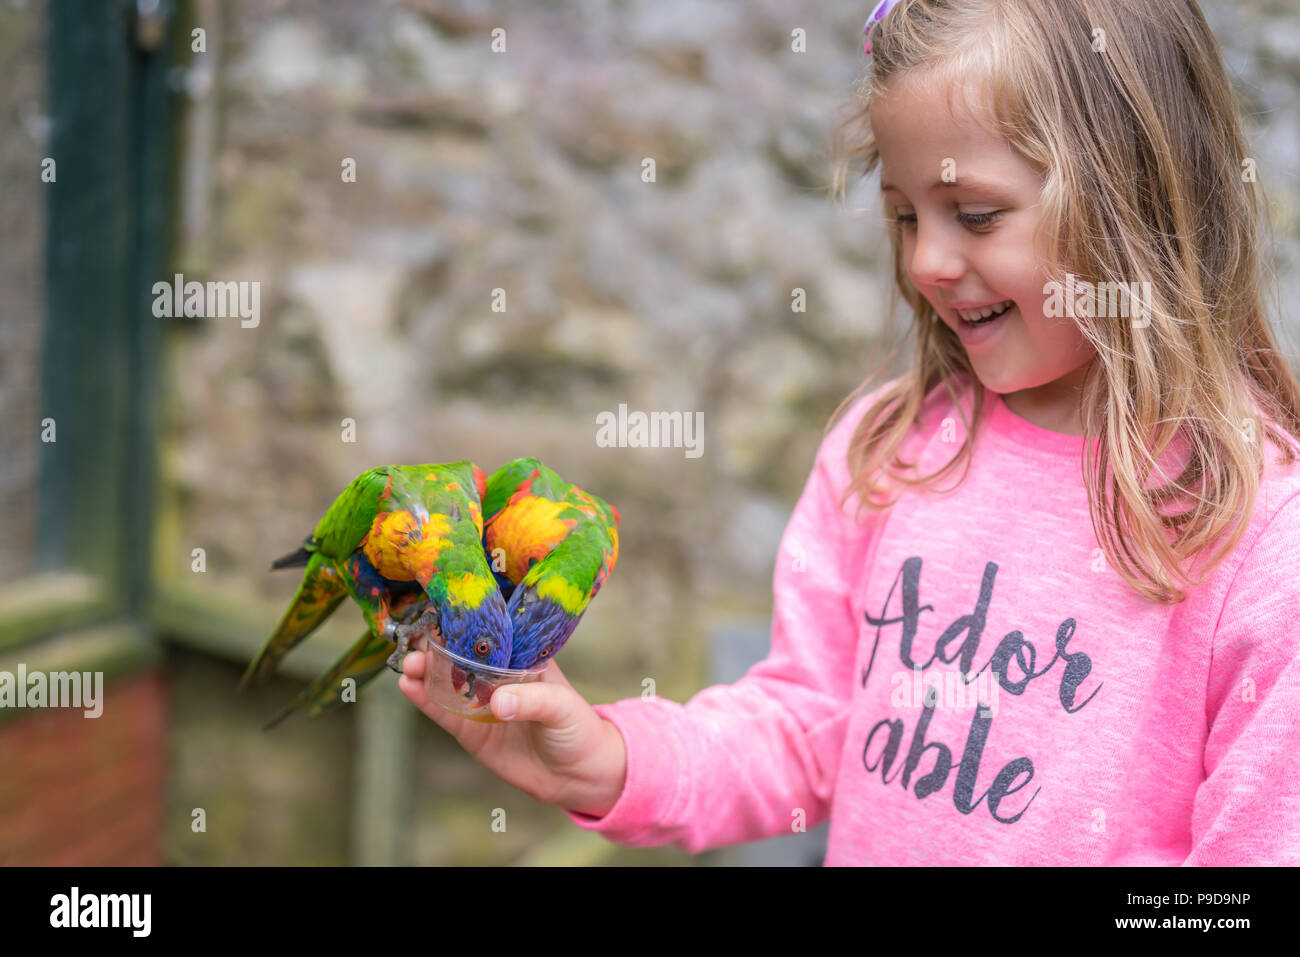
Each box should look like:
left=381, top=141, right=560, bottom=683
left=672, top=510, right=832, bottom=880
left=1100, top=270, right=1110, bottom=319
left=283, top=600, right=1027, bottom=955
left=562, top=392, right=884, bottom=852
left=1184, top=490, right=1300, bottom=865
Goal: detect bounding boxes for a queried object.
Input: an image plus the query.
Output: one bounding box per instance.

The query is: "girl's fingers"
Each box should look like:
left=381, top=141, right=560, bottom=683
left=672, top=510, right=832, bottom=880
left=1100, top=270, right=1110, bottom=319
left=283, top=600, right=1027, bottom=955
left=491, top=678, right=588, bottom=729
left=397, top=671, right=431, bottom=711
left=401, top=649, right=427, bottom=679
left=401, top=651, right=590, bottom=741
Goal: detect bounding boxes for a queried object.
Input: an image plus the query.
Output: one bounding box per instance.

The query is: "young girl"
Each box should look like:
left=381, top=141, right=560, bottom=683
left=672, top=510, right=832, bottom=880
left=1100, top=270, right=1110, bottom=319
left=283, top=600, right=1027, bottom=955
left=399, top=0, right=1300, bottom=865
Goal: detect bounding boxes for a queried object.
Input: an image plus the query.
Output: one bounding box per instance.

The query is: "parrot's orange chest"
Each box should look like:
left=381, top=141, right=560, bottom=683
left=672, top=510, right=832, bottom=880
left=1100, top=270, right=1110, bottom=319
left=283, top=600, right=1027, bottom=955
left=364, top=509, right=452, bottom=582
left=484, top=495, right=574, bottom=584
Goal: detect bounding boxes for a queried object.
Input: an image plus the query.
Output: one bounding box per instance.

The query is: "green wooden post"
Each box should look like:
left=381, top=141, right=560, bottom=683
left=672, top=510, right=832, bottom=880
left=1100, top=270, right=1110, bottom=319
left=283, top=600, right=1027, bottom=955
left=126, top=0, right=179, bottom=618
left=351, top=675, right=416, bottom=865
left=38, top=0, right=176, bottom=621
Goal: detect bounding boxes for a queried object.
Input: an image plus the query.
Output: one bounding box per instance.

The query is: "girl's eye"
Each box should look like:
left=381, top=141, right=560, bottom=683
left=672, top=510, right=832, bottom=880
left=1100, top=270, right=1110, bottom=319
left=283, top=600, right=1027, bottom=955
left=958, top=211, right=1002, bottom=229
left=889, top=211, right=1003, bottom=230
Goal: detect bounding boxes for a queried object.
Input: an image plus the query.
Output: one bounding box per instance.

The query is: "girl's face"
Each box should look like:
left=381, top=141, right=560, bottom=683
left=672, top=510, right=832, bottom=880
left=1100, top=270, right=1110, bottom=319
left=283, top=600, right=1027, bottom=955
left=869, top=74, right=1096, bottom=433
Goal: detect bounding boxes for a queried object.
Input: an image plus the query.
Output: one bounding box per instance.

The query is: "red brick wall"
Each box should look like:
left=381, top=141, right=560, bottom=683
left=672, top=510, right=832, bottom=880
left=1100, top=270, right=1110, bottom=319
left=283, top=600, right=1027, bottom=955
left=0, top=669, right=168, bottom=865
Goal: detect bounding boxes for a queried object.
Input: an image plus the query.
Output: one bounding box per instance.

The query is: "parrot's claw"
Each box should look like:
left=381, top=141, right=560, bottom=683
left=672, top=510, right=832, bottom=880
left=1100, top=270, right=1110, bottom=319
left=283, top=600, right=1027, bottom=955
left=387, top=609, right=440, bottom=674
left=385, top=623, right=413, bottom=674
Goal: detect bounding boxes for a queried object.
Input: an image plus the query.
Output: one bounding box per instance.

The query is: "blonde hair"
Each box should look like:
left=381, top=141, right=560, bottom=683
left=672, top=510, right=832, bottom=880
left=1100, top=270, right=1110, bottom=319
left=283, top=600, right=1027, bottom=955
left=827, top=0, right=1300, bottom=604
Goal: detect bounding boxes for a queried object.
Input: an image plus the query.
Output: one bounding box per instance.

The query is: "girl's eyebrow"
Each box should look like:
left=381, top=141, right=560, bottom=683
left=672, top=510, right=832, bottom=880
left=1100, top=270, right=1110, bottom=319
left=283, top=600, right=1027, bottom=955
left=881, top=178, right=1009, bottom=199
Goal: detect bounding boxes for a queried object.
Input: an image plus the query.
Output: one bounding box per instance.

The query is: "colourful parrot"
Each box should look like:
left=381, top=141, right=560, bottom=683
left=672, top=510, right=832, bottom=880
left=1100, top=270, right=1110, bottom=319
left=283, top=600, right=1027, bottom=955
left=482, top=457, right=620, bottom=669
left=240, top=462, right=512, bottom=724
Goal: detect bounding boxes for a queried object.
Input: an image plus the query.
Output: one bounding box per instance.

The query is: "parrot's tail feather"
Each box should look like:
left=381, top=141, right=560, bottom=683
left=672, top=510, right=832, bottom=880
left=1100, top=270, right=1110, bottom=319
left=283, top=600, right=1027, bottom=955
left=271, top=545, right=312, bottom=570
left=260, top=630, right=396, bottom=730
left=240, top=552, right=347, bottom=693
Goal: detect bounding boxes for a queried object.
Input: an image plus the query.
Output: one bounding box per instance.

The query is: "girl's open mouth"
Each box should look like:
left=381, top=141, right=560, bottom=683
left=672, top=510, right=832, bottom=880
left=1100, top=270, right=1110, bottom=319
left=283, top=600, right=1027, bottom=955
left=954, top=301, right=1015, bottom=346
left=958, top=300, right=1014, bottom=325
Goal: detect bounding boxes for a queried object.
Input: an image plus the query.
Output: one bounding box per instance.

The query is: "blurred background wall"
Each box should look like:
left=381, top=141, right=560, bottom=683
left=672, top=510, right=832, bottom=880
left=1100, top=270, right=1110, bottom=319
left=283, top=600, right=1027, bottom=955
left=0, top=0, right=1296, bottom=866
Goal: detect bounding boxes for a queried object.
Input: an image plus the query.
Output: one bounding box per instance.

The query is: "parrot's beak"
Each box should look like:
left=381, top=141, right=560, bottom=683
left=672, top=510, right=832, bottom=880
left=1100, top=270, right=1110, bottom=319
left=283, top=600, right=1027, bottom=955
left=451, top=668, right=479, bottom=702
left=450, top=666, right=495, bottom=705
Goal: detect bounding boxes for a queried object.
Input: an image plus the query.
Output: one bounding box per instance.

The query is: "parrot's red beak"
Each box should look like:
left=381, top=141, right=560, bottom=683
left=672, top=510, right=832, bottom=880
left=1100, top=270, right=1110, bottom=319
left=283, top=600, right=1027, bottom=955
left=451, top=667, right=487, bottom=703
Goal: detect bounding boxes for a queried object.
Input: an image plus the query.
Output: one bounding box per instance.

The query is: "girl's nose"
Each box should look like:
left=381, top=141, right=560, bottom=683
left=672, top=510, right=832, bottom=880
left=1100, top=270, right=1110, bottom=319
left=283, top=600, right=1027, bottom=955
left=907, top=222, right=966, bottom=288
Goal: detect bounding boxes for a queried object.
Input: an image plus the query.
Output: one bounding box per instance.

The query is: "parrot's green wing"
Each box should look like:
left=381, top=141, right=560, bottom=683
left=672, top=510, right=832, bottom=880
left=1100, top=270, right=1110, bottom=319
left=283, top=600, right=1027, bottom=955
left=239, top=467, right=418, bottom=693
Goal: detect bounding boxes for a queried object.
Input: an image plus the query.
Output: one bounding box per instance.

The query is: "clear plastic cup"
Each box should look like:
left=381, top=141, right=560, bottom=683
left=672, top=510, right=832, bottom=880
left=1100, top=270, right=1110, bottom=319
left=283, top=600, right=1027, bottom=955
left=417, top=633, right=547, bottom=722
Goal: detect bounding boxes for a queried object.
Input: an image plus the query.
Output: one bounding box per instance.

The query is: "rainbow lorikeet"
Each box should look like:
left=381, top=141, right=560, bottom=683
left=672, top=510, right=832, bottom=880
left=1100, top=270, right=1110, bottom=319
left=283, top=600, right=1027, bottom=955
left=240, top=462, right=512, bottom=726
left=482, top=457, right=620, bottom=669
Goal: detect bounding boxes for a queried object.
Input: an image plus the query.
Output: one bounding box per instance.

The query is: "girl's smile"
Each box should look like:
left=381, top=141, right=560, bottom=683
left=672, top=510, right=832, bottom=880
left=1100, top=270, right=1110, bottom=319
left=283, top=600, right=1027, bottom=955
left=952, top=301, right=1017, bottom=347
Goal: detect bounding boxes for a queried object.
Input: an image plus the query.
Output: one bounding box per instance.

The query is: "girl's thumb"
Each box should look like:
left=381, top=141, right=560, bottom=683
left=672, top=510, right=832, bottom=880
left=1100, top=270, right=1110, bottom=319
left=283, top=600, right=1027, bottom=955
left=491, top=680, right=586, bottom=728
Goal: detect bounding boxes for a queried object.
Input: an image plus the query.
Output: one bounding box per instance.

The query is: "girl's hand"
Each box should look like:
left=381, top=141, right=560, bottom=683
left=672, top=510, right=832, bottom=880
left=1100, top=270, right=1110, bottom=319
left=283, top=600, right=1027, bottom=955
left=397, top=650, right=628, bottom=818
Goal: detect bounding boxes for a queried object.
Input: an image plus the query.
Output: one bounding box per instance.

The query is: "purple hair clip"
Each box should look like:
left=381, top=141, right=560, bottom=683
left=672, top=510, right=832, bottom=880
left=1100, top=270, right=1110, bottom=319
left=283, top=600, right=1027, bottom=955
left=863, top=0, right=901, bottom=54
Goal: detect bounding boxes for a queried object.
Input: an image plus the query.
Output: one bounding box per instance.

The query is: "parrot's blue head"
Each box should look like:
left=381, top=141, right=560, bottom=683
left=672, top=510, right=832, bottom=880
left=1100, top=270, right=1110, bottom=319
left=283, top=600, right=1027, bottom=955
left=439, top=593, right=514, bottom=670
left=505, top=586, right=582, bottom=670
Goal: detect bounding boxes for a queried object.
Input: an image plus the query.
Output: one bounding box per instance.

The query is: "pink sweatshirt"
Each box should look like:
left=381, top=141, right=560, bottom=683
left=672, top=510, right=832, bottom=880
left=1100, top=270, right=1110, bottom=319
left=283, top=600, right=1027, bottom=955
left=564, top=377, right=1300, bottom=865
